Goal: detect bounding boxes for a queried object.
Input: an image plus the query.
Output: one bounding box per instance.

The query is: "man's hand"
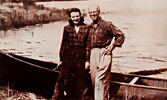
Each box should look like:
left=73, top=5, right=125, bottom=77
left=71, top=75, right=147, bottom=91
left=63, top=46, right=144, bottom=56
left=102, top=45, right=116, bottom=55
left=85, top=61, right=90, bottom=70
left=108, top=45, right=116, bottom=52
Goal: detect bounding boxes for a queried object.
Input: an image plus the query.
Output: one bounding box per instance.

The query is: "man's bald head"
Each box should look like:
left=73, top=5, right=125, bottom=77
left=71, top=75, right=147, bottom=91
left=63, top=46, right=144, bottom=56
left=88, top=5, right=101, bottom=22
left=88, top=4, right=100, bottom=13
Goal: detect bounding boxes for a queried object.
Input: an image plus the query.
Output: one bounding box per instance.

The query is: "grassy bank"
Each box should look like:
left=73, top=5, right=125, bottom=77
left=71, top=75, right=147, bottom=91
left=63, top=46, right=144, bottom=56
left=0, top=3, right=69, bottom=30
left=0, top=86, right=46, bottom=100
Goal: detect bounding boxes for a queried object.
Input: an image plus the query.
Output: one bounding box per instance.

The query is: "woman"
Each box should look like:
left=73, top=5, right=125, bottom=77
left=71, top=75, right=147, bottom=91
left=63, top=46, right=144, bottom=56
left=52, top=8, right=92, bottom=100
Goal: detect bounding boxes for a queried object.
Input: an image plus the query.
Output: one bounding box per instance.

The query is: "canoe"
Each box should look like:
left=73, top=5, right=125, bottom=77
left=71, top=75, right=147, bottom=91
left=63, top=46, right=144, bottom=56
left=0, top=51, right=59, bottom=98
left=110, top=72, right=167, bottom=100
left=0, top=50, right=167, bottom=99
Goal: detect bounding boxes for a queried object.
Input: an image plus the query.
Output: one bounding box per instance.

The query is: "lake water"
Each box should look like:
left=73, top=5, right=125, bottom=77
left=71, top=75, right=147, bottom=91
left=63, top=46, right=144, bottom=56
left=0, top=0, right=167, bottom=78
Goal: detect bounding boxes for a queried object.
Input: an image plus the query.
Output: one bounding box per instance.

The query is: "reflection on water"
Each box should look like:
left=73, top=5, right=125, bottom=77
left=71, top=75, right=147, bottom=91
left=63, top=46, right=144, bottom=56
left=0, top=22, right=67, bottom=62
left=0, top=0, right=167, bottom=78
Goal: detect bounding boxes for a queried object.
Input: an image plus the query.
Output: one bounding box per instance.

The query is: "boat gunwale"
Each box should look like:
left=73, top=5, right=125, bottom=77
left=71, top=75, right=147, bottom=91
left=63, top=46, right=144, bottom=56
left=0, top=51, right=60, bottom=73
left=110, top=80, right=167, bottom=91
left=1, top=50, right=167, bottom=91
left=111, top=71, right=167, bottom=81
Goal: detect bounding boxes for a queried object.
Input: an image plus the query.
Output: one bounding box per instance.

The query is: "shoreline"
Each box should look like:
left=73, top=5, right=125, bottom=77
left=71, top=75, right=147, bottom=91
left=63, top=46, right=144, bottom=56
left=0, top=3, right=68, bottom=30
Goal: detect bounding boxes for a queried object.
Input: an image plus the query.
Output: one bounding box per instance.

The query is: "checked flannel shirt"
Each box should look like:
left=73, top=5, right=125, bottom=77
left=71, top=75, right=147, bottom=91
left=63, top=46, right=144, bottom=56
left=59, top=23, right=89, bottom=61
left=86, top=17, right=125, bottom=61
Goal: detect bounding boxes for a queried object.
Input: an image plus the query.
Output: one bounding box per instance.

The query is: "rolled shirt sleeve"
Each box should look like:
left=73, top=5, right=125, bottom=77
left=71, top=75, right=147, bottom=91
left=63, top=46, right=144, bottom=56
left=108, top=22, right=125, bottom=47
left=86, top=20, right=125, bottom=61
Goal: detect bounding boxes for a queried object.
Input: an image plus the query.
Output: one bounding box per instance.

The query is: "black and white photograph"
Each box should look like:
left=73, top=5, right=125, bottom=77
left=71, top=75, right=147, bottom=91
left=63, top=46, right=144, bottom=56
left=0, top=0, right=167, bottom=100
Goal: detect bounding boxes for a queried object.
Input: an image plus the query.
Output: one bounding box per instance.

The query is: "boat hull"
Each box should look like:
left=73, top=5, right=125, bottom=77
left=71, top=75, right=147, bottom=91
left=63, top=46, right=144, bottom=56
left=110, top=72, right=167, bottom=100
left=0, top=51, right=167, bottom=99
left=0, top=51, right=59, bottom=98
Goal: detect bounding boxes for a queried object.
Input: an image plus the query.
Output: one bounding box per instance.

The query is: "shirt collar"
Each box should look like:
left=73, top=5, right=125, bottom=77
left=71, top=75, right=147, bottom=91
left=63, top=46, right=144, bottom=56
left=90, top=17, right=102, bottom=27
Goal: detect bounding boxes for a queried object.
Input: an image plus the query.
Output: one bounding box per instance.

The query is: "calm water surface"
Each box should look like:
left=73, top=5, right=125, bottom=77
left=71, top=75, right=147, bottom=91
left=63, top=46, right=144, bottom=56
left=0, top=0, right=167, bottom=78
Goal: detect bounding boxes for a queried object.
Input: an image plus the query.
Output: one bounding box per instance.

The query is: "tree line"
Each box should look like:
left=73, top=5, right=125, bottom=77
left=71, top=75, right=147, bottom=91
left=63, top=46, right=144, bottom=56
left=0, top=0, right=78, bottom=3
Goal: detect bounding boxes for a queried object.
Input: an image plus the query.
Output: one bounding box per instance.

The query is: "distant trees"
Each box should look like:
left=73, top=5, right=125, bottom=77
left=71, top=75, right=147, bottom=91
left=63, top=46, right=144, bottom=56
left=0, top=0, right=4, bottom=4
left=11, top=0, right=35, bottom=3
left=0, top=0, right=78, bottom=4
left=0, top=0, right=12, bottom=4
left=21, top=0, right=36, bottom=9
left=5, top=0, right=36, bottom=9
left=35, top=0, right=78, bottom=1
left=9, top=0, right=36, bottom=6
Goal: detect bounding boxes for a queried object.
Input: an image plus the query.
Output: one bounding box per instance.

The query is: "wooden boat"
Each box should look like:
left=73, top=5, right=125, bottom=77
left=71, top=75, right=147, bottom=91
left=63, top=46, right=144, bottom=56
left=0, top=50, right=167, bottom=99
left=0, top=50, right=59, bottom=98
left=110, top=72, right=167, bottom=100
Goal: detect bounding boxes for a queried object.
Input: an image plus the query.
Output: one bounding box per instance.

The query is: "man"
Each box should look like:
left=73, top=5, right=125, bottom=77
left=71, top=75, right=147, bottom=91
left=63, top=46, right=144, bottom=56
left=86, top=5, right=125, bottom=100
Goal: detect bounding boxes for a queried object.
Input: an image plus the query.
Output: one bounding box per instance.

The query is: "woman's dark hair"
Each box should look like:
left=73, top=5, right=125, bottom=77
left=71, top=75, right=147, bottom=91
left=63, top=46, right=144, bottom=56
left=68, top=8, right=84, bottom=27
left=68, top=8, right=81, bottom=17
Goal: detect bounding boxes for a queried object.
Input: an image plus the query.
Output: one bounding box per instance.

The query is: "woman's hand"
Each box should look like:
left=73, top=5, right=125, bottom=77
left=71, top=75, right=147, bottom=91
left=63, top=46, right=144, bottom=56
left=53, top=61, right=62, bottom=71
left=57, top=61, right=62, bottom=67
left=85, top=61, right=90, bottom=70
